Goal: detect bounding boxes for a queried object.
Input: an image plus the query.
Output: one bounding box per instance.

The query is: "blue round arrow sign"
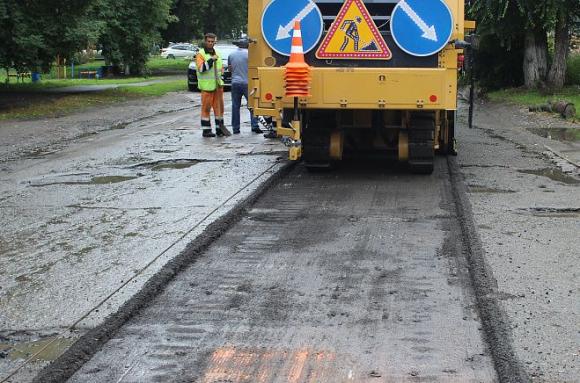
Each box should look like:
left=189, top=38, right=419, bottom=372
left=261, top=0, right=323, bottom=56
left=390, top=0, right=453, bottom=57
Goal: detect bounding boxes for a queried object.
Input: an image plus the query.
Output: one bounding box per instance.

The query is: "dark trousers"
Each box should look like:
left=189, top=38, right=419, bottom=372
left=231, top=82, right=258, bottom=132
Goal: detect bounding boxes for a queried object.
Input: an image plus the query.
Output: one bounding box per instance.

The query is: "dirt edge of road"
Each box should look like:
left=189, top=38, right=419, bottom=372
left=447, top=156, right=530, bottom=383
left=0, top=93, right=197, bottom=165
left=26, top=162, right=295, bottom=383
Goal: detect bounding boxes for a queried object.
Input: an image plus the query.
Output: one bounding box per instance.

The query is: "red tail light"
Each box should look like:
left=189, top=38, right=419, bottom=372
left=457, top=54, right=465, bottom=69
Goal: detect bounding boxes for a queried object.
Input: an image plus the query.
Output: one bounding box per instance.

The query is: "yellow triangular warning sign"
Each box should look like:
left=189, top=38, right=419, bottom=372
left=316, top=0, right=391, bottom=60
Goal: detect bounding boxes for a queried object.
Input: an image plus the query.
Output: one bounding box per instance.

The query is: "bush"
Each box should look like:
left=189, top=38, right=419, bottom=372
left=566, top=54, right=580, bottom=85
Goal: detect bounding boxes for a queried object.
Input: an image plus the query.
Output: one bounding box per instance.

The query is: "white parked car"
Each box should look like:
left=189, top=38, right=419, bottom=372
left=160, top=44, right=197, bottom=59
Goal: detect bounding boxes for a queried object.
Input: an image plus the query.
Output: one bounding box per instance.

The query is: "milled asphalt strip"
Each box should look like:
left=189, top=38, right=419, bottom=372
left=0, top=160, right=294, bottom=383
left=447, top=156, right=530, bottom=383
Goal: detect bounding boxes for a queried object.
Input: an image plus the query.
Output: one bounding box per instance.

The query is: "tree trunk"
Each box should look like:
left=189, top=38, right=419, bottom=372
left=547, top=8, right=570, bottom=89
left=523, top=27, right=548, bottom=88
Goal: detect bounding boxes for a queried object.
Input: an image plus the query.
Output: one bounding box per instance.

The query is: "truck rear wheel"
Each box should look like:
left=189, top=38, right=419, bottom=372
left=438, top=111, right=457, bottom=155
left=302, top=111, right=334, bottom=171
left=408, top=114, right=435, bottom=174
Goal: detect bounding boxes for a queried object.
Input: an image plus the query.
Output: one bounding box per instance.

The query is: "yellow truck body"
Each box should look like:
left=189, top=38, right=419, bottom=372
left=248, top=0, right=472, bottom=172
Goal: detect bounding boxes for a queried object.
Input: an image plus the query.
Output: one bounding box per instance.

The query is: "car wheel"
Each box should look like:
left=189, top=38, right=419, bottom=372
left=167, top=54, right=175, bottom=59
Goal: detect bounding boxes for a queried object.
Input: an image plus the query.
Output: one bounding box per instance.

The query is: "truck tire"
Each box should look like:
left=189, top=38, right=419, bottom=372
left=438, top=111, right=457, bottom=155
left=302, top=111, right=333, bottom=171
left=409, top=114, right=435, bottom=174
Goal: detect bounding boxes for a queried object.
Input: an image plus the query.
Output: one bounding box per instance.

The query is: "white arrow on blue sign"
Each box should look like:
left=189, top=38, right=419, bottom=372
left=390, top=0, right=454, bottom=57
left=261, top=0, right=323, bottom=56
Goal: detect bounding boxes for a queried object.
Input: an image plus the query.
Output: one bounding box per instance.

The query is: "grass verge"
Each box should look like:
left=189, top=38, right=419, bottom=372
left=0, top=80, right=187, bottom=121
left=487, top=86, right=580, bottom=120
left=147, top=56, right=191, bottom=72
left=0, top=77, right=166, bottom=91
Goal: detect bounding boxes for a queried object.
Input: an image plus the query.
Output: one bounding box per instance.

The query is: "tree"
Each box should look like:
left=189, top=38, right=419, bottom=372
left=161, top=0, right=247, bottom=44
left=27, top=0, right=101, bottom=68
left=95, top=0, right=174, bottom=75
left=547, top=0, right=580, bottom=88
left=199, top=0, right=247, bottom=38
left=0, top=0, right=100, bottom=78
left=469, top=0, right=576, bottom=90
left=0, top=0, right=42, bottom=76
left=161, top=0, right=204, bottom=44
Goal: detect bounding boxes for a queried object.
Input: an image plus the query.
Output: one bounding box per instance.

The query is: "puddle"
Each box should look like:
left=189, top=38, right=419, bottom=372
left=528, top=127, right=580, bottom=142
left=0, top=336, right=75, bottom=361
left=131, top=159, right=219, bottom=171
left=517, top=207, right=580, bottom=218
left=110, top=122, right=128, bottom=130
left=30, top=175, right=139, bottom=187
left=468, top=185, right=516, bottom=194
left=152, top=160, right=199, bottom=171
left=24, top=149, right=57, bottom=159
left=518, top=168, right=580, bottom=185
left=89, top=175, right=138, bottom=184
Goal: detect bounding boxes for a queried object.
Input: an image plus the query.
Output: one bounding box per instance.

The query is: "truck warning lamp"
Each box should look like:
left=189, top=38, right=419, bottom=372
left=457, top=53, right=465, bottom=69
left=429, top=95, right=438, bottom=103
left=265, top=92, right=273, bottom=101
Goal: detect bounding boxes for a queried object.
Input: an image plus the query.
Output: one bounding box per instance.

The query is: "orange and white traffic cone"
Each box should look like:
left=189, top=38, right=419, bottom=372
left=285, top=21, right=311, bottom=98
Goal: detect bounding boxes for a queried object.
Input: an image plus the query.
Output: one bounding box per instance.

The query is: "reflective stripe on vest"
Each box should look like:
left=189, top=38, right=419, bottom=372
left=196, top=49, right=224, bottom=92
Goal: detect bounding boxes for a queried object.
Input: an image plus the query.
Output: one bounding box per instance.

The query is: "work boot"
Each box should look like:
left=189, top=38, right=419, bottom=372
left=233, top=129, right=240, bottom=134
left=263, top=130, right=277, bottom=139
left=216, top=127, right=224, bottom=137
left=202, top=129, right=216, bottom=137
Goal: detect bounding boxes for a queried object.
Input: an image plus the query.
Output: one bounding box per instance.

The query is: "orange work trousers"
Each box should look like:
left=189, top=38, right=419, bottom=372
left=200, top=88, right=224, bottom=129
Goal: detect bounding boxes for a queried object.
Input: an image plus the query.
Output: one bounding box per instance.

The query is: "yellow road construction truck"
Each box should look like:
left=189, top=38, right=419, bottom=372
left=248, top=0, right=474, bottom=173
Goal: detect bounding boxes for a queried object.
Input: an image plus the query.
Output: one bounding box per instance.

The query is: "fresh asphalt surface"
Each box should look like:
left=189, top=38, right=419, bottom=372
left=62, top=159, right=499, bottom=382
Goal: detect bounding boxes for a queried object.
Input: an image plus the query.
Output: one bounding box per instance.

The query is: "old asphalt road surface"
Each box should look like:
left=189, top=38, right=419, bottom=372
left=41, top=158, right=517, bottom=382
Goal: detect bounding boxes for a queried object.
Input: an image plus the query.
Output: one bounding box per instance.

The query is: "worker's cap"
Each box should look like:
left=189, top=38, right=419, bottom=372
left=232, top=38, right=250, bottom=48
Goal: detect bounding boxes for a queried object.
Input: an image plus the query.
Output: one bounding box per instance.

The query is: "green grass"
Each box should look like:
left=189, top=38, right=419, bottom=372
left=0, top=79, right=187, bottom=121
left=487, top=86, right=580, bottom=119
left=0, top=76, right=167, bottom=92
left=0, top=55, right=189, bottom=83
left=116, top=79, right=186, bottom=96
left=146, top=56, right=191, bottom=72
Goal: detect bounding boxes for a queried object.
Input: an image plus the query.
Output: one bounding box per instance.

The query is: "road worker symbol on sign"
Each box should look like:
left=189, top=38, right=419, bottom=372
left=340, top=16, right=362, bottom=51
left=316, top=0, right=391, bottom=60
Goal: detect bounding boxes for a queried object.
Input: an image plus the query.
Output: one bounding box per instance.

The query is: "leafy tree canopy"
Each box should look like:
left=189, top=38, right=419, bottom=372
left=162, top=0, right=247, bottom=44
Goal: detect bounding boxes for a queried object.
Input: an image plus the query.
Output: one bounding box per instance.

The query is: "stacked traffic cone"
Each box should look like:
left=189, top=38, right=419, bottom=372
left=285, top=21, right=311, bottom=98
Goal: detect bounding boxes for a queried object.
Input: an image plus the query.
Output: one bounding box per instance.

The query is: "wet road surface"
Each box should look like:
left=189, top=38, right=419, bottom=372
left=67, top=159, right=498, bottom=382
left=0, top=92, right=286, bottom=382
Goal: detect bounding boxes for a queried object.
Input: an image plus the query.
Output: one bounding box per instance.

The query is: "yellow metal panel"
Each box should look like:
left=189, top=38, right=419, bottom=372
left=256, top=67, right=455, bottom=110
left=465, top=20, right=476, bottom=31
left=443, top=0, right=464, bottom=40
left=320, top=68, right=447, bottom=108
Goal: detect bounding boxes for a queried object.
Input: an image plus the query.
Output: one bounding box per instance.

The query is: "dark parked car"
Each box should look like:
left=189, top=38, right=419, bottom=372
left=187, top=44, right=238, bottom=91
